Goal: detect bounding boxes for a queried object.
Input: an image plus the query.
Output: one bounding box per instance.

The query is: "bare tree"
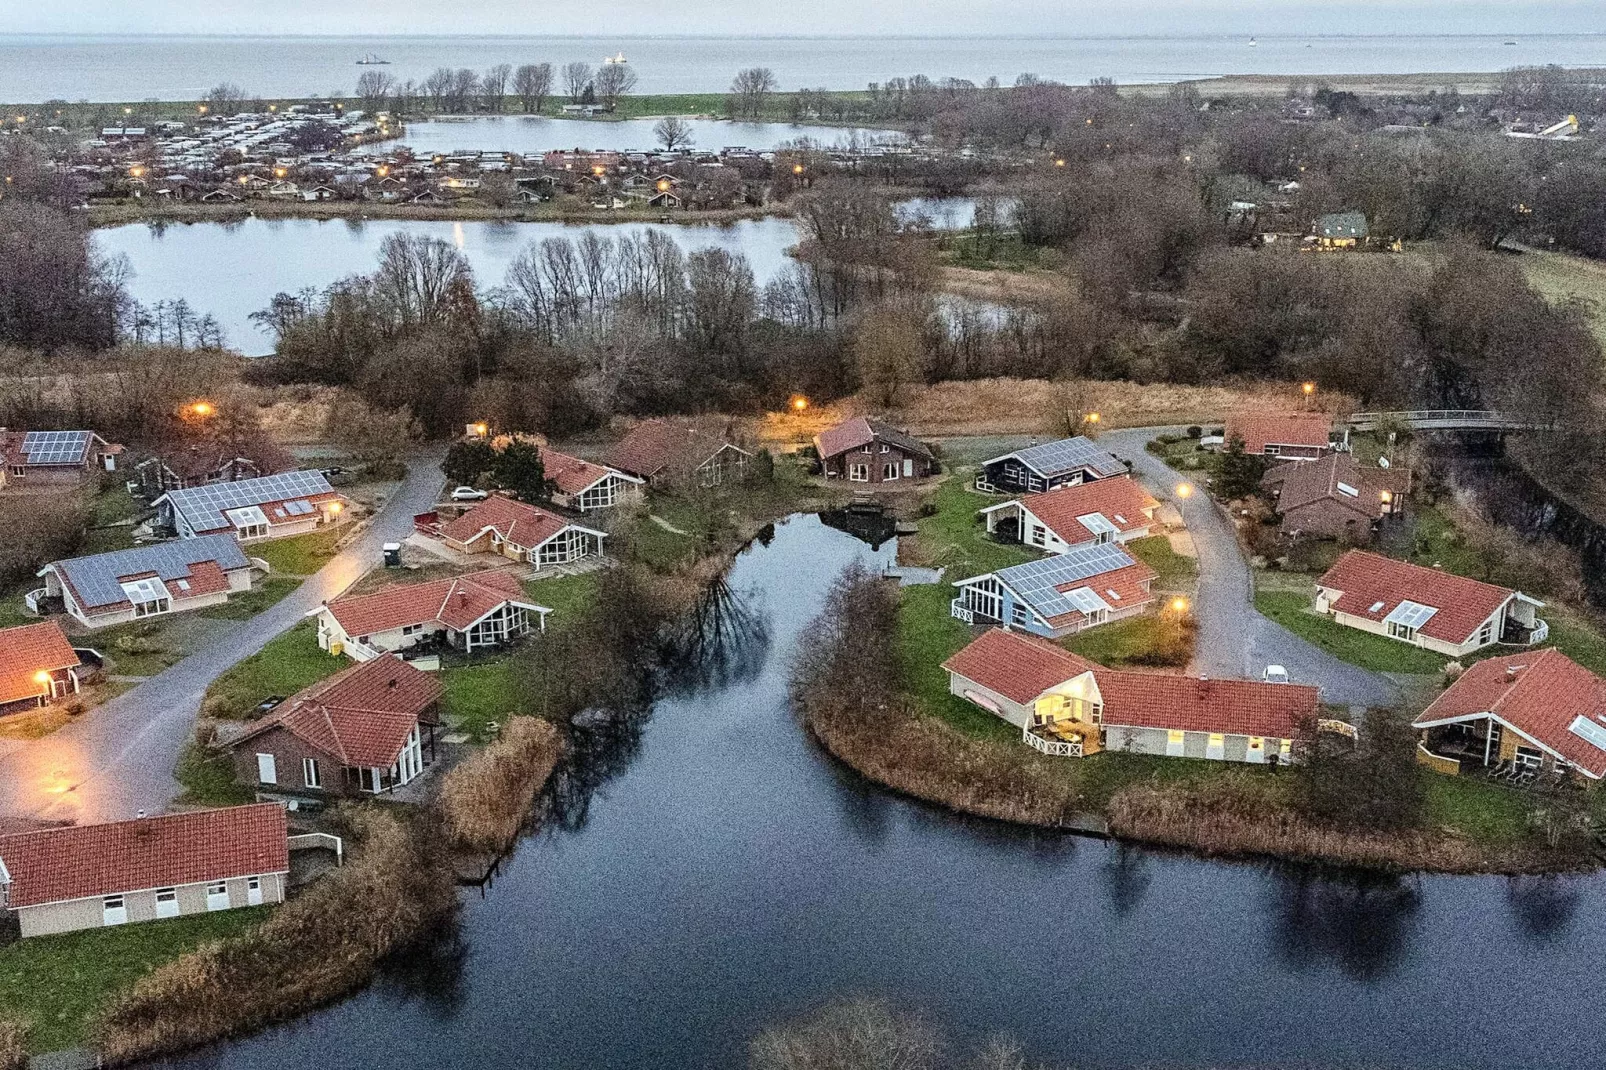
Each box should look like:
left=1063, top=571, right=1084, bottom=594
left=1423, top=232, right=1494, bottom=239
left=653, top=115, right=694, bottom=151
left=563, top=62, right=593, bottom=103
left=423, top=67, right=455, bottom=111
left=355, top=70, right=396, bottom=113
left=594, top=62, right=638, bottom=111
left=203, top=82, right=249, bottom=117
left=728, top=67, right=778, bottom=119
left=449, top=68, right=481, bottom=113
left=513, top=62, right=553, bottom=113
left=481, top=63, right=512, bottom=112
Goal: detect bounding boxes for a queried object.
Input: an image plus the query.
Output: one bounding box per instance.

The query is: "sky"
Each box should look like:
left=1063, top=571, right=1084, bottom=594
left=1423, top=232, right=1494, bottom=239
left=9, top=0, right=1603, bottom=37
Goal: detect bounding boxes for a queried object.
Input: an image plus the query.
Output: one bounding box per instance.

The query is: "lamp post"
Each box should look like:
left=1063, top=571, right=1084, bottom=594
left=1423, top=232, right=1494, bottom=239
left=1301, top=381, right=1315, bottom=411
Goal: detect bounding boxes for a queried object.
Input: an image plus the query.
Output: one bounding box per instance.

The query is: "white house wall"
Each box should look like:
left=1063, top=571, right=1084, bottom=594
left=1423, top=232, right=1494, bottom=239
left=15, top=872, right=285, bottom=938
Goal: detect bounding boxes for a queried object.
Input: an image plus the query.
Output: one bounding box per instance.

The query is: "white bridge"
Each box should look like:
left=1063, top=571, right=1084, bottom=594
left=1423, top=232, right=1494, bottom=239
left=1346, top=410, right=1556, bottom=433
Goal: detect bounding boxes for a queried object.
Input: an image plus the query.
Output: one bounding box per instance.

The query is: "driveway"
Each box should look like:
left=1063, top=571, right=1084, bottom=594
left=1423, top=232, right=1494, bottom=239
left=0, top=449, right=446, bottom=824
left=1101, top=428, right=1397, bottom=711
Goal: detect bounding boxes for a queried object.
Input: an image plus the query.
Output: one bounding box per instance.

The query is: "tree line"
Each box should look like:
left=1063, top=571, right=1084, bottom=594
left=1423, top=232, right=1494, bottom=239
left=354, top=60, right=637, bottom=115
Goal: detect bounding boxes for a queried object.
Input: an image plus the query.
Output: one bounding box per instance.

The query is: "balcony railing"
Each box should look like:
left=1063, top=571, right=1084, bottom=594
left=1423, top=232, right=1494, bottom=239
left=1023, top=727, right=1082, bottom=758
left=950, top=598, right=975, bottom=625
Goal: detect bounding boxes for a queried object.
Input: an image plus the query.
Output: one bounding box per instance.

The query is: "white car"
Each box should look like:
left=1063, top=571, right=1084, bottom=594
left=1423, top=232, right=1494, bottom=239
left=450, top=486, right=488, bottom=502
left=1262, top=665, right=1290, bottom=685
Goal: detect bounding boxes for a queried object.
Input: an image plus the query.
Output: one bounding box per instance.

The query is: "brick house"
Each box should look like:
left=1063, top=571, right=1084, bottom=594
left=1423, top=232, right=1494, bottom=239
left=227, top=654, right=443, bottom=799
left=1222, top=412, right=1333, bottom=460
left=950, top=542, right=1158, bottom=639
left=312, top=569, right=551, bottom=659
left=38, top=535, right=257, bottom=629
left=1261, top=453, right=1408, bottom=541
left=0, top=805, right=287, bottom=938
left=609, top=419, right=751, bottom=489
left=977, top=437, right=1127, bottom=495
left=980, top=474, right=1160, bottom=554
left=814, top=416, right=937, bottom=484
left=0, top=621, right=82, bottom=718
left=439, top=496, right=607, bottom=570
left=0, top=429, right=122, bottom=491
left=944, top=628, right=1317, bottom=762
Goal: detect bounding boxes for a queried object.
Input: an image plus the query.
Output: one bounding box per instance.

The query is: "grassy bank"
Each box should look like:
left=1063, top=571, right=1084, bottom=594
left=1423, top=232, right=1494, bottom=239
left=0, top=1018, right=23, bottom=1070
left=0, top=908, right=268, bottom=1056
left=202, top=620, right=343, bottom=719
left=438, top=717, right=564, bottom=853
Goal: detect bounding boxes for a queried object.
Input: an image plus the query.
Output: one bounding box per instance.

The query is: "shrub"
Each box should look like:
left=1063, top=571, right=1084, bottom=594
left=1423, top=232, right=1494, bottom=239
left=438, top=718, right=564, bottom=853
left=1186, top=425, right=1202, bottom=439
left=0, top=1018, right=27, bottom=1070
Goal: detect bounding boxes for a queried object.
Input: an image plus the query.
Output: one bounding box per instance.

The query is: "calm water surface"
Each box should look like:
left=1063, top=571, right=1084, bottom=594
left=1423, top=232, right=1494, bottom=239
left=350, top=117, right=902, bottom=157
left=163, top=515, right=1604, bottom=1070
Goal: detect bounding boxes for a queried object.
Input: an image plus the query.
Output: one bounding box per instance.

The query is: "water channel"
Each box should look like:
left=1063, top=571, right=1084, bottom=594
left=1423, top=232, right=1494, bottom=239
left=166, top=514, right=1604, bottom=1070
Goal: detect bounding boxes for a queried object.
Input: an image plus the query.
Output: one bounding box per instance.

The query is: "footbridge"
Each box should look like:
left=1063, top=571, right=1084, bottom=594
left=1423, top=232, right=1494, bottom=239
left=1345, top=410, right=1556, bottom=433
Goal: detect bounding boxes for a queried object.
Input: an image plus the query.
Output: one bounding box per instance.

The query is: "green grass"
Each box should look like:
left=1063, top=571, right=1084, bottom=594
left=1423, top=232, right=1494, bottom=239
left=1255, top=589, right=1446, bottom=674
left=522, top=571, right=600, bottom=623
left=440, top=658, right=523, bottom=741
left=913, top=473, right=1036, bottom=578
left=1146, top=435, right=1221, bottom=476
left=91, top=620, right=186, bottom=677
left=1402, top=505, right=1496, bottom=579
left=1420, top=771, right=1536, bottom=845
left=250, top=529, right=342, bottom=576
left=896, top=583, right=1015, bottom=742
left=0, top=907, right=270, bottom=1054
left=1125, top=534, right=1196, bottom=588
left=197, top=576, right=302, bottom=620
left=90, top=484, right=141, bottom=526
left=940, top=232, right=1043, bottom=271
left=1064, top=614, right=1193, bottom=669
left=202, top=620, right=344, bottom=719
left=173, top=740, right=254, bottom=807
left=1521, top=249, right=1606, bottom=354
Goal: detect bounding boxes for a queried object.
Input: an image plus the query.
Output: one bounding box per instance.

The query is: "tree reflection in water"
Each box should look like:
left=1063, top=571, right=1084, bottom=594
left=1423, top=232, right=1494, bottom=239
left=376, top=923, right=470, bottom=1023
left=660, top=575, right=773, bottom=695
left=1270, top=866, right=1423, bottom=981
left=1504, top=875, right=1581, bottom=943
left=1102, top=844, right=1153, bottom=917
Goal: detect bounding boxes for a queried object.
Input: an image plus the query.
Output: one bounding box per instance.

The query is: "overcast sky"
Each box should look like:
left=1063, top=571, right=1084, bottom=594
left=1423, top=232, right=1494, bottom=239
left=10, top=1, right=1601, bottom=36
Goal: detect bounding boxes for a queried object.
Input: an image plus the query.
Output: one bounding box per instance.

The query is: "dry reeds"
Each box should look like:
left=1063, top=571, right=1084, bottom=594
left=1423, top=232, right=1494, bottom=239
left=0, top=1018, right=28, bottom=1070
left=437, top=717, right=565, bottom=854
left=92, top=808, right=455, bottom=1065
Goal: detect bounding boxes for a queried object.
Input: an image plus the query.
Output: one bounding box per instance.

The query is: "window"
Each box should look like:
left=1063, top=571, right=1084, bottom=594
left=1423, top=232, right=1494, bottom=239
left=1387, top=620, right=1416, bottom=641
left=902, top=458, right=914, bottom=478
left=1030, top=524, right=1046, bottom=546
left=102, top=895, right=128, bottom=926
left=1205, top=733, right=1226, bottom=760
left=256, top=753, right=277, bottom=785
left=1165, top=730, right=1185, bottom=757
left=1246, top=737, right=1266, bottom=765
left=879, top=444, right=890, bottom=453
left=848, top=463, right=869, bottom=482
left=401, top=623, right=423, bottom=636
left=1478, top=621, right=1494, bottom=645
left=883, top=463, right=899, bottom=481
left=302, top=757, right=321, bottom=789
left=1011, top=603, right=1028, bottom=626
left=206, top=882, right=230, bottom=911
left=1514, top=746, right=1543, bottom=769
left=155, top=888, right=180, bottom=919
left=1264, top=445, right=1281, bottom=456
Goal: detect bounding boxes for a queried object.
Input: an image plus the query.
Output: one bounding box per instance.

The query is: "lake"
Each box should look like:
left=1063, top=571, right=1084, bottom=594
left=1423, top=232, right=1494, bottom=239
left=4, top=33, right=1604, bottom=103
left=157, top=514, right=1606, bottom=1070
left=350, top=117, right=904, bottom=157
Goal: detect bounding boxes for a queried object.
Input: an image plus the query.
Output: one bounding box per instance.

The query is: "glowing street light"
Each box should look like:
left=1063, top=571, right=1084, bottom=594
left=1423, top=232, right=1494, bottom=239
left=328, top=502, right=343, bottom=516
left=790, top=395, right=809, bottom=412
left=33, top=670, right=51, bottom=686
left=656, top=178, right=672, bottom=192
left=1083, top=411, right=1100, bottom=425
left=1054, top=158, right=1065, bottom=167
left=792, top=163, right=804, bottom=175
left=1379, top=490, right=1394, bottom=504
left=1301, top=381, right=1316, bottom=396
left=189, top=400, right=214, bottom=418
left=1170, top=597, right=1189, bottom=614
left=1175, top=482, right=1194, bottom=500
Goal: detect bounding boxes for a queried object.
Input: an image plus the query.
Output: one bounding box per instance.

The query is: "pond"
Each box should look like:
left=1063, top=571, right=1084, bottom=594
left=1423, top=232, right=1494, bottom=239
left=349, top=116, right=905, bottom=158
left=164, top=514, right=1606, bottom=1070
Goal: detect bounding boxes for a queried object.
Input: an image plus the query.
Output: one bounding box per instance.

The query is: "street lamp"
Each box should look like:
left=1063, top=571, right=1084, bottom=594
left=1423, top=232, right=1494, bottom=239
left=33, top=670, right=51, bottom=686
left=792, top=163, right=804, bottom=175
left=1175, top=482, right=1194, bottom=500
left=1170, top=597, right=1189, bottom=614
left=1083, top=412, right=1100, bottom=425
left=189, top=400, right=214, bottom=418
left=1301, top=381, right=1316, bottom=410
left=790, top=395, right=809, bottom=412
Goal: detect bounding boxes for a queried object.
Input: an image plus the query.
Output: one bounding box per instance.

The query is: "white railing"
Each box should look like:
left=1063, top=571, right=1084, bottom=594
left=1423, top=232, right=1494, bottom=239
left=973, top=478, right=998, bottom=493
left=23, top=588, right=47, bottom=614
left=288, top=832, right=345, bottom=865
left=1525, top=619, right=1550, bottom=645
left=1023, top=729, right=1082, bottom=758
left=950, top=598, right=974, bottom=624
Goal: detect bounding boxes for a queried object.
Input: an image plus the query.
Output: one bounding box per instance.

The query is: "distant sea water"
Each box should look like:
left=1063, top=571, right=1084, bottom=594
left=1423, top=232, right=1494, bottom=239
left=1, top=33, right=1603, bottom=103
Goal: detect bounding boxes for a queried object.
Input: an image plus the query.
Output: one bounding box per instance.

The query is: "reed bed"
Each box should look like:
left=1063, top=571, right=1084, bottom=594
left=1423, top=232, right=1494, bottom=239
left=92, top=809, right=455, bottom=1065
left=0, top=1018, right=27, bottom=1070
left=437, top=717, right=565, bottom=854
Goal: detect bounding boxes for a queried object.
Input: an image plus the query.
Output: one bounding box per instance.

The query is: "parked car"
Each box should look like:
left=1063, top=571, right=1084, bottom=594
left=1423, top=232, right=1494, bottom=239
left=450, top=486, right=488, bottom=502
left=1262, top=665, right=1290, bottom=684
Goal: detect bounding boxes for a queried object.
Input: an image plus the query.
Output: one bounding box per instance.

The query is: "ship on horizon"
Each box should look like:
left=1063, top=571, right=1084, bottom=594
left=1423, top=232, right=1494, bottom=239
left=356, top=53, right=391, bottom=65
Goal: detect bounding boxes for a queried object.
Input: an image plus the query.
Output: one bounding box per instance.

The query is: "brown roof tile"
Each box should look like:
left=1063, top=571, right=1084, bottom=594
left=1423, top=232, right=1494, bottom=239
left=233, top=655, right=442, bottom=768
left=1224, top=412, right=1332, bottom=454
left=814, top=417, right=933, bottom=462
left=0, top=622, right=81, bottom=706
left=1012, top=475, right=1159, bottom=546
left=1317, top=550, right=1520, bottom=646
left=439, top=496, right=572, bottom=551
left=324, top=569, right=531, bottom=637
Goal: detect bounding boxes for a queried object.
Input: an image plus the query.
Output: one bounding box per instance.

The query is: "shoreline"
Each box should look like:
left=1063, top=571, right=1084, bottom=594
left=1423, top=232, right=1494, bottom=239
left=86, top=198, right=792, bottom=230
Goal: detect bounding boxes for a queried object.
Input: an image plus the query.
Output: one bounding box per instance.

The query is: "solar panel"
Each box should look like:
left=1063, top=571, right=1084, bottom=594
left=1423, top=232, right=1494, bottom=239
left=164, top=471, right=333, bottom=532
left=284, top=499, right=314, bottom=516
left=1568, top=715, right=1606, bottom=752
left=993, top=542, right=1137, bottom=619
left=22, top=431, right=93, bottom=466
left=1384, top=600, right=1439, bottom=630
left=51, top=535, right=250, bottom=610
left=986, top=437, right=1126, bottom=480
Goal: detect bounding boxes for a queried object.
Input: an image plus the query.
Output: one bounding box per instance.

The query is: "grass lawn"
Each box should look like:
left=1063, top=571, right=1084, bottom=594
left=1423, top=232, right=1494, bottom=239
left=621, top=504, right=708, bottom=571
left=1147, top=435, right=1221, bottom=477
left=202, top=621, right=344, bottom=719
left=1126, top=534, right=1197, bottom=588
left=911, top=472, right=1036, bottom=577
left=1522, top=249, right=1606, bottom=353
left=197, top=576, right=302, bottom=621
left=522, top=571, right=600, bottom=622
left=1254, top=589, right=1446, bottom=674
left=174, top=740, right=254, bottom=807
left=0, top=907, right=270, bottom=1055
left=1420, top=771, right=1536, bottom=845
left=251, top=529, right=343, bottom=576
left=897, top=583, right=1015, bottom=743
left=440, top=658, right=524, bottom=741
left=90, top=621, right=187, bottom=678
left=1064, top=614, right=1194, bottom=669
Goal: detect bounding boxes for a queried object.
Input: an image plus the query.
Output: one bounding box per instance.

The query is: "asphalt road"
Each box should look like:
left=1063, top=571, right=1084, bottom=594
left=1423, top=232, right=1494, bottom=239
left=0, top=450, right=446, bottom=825
left=1102, top=427, right=1398, bottom=711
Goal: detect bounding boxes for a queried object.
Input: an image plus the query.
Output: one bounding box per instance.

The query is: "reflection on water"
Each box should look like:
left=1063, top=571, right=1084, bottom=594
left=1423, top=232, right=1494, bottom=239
left=165, top=514, right=1606, bottom=1070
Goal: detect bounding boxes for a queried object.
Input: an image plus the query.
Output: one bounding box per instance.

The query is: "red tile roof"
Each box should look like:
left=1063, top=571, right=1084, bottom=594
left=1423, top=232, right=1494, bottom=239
left=541, top=449, right=618, bottom=496
left=232, top=655, right=442, bottom=768
left=0, top=622, right=81, bottom=706
left=609, top=419, right=742, bottom=480
left=0, top=804, right=287, bottom=909
left=1043, top=561, right=1159, bottom=628
left=1223, top=412, right=1332, bottom=455
left=1014, top=475, right=1159, bottom=545
left=944, top=628, right=1317, bottom=740
left=1416, top=649, right=1606, bottom=778
left=440, top=496, right=572, bottom=551
left=324, top=569, right=533, bottom=637
left=1317, top=550, right=1519, bottom=645
left=1264, top=453, right=1407, bottom=520
left=814, top=417, right=933, bottom=462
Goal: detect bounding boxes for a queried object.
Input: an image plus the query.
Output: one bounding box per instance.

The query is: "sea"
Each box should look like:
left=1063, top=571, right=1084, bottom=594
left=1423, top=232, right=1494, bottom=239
left=1, top=33, right=1603, bottom=103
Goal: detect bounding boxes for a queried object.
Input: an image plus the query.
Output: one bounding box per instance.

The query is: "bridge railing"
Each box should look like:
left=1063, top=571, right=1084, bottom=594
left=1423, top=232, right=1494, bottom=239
left=1347, top=410, right=1551, bottom=430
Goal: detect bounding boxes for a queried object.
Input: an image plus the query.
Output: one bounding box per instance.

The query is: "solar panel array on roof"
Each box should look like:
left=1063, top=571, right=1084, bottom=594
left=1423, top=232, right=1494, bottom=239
left=992, top=542, right=1137, bottom=619
left=165, top=471, right=333, bottom=532
left=51, top=534, right=251, bottom=610
left=993, top=437, right=1126, bottom=480
left=1383, top=600, right=1439, bottom=630
left=22, top=431, right=92, bottom=466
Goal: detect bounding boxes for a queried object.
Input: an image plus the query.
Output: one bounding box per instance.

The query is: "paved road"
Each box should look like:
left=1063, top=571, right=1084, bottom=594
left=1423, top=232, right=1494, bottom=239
left=1102, top=428, right=1398, bottom=710
left=0, top=450, right=446, bottom=824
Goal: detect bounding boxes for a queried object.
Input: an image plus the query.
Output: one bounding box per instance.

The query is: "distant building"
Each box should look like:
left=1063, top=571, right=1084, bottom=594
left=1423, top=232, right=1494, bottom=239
left=155, top=471, right=348, bottom=542
left=1222, top=412, right=1333, bottom=460
left=976, top=437, right=1126, bottom=495
left=1310, top=211, right=1369, bottom=249
left=609, top=419, right=751, bottom=489
left=0, top=429, right=122, bottom=491
left=1261, top=453, right=1408, bottom=541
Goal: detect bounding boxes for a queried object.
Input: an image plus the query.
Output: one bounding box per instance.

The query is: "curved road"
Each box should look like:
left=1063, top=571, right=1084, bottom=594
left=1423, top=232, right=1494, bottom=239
left=1101, top=427, right=1397, bottom=711
left=0, top=451, right=445, bottom=825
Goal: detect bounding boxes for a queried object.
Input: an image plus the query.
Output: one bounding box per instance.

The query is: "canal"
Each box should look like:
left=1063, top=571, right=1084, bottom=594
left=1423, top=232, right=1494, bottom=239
left=166, top=514, right=1604, bottom=1070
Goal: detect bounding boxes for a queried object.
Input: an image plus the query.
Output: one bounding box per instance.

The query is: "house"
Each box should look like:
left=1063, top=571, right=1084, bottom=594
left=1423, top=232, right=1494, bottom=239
left=1314, top=550, right=1547, bottom=657
left=0, top=804, right=287, bottom=938
left=609, top=419, right=752, bottom=489
left=976, top=437, right=1126, bottom=495
left=1222, top=412, right=1333, bottom=460
left=950, top=542, right=1158, bottom=639
left=313, top=569, right=551, bottom=659
left=541, top=448, right=645, bottom=512
left=944, top=628, right=1316, bottom=762
left=1261, top=453, right=1408, bottom=541
left=1310, top=211, right=1369, bottom=249
left=0, top=622, right=82, bottom=718
left=646, top=187, right=686, bottom=209
left=979, top=474, right=1159, bottom=553
left=199, top=188, right=242, bottom=203
left=1413, top=649, right=1606, bottom=781
left=440, top=496, right=607, bottom=569
left=0, top=429, right=123, bottom=491
left=37, top=535, right=257, bottom=630
left=814, top=416, right=938, bottom=484
left=135, top=451, right=265, bottom=495
left=155, top=470, right=348, bottom=542
left=228, top=654, right=443, bottom=798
